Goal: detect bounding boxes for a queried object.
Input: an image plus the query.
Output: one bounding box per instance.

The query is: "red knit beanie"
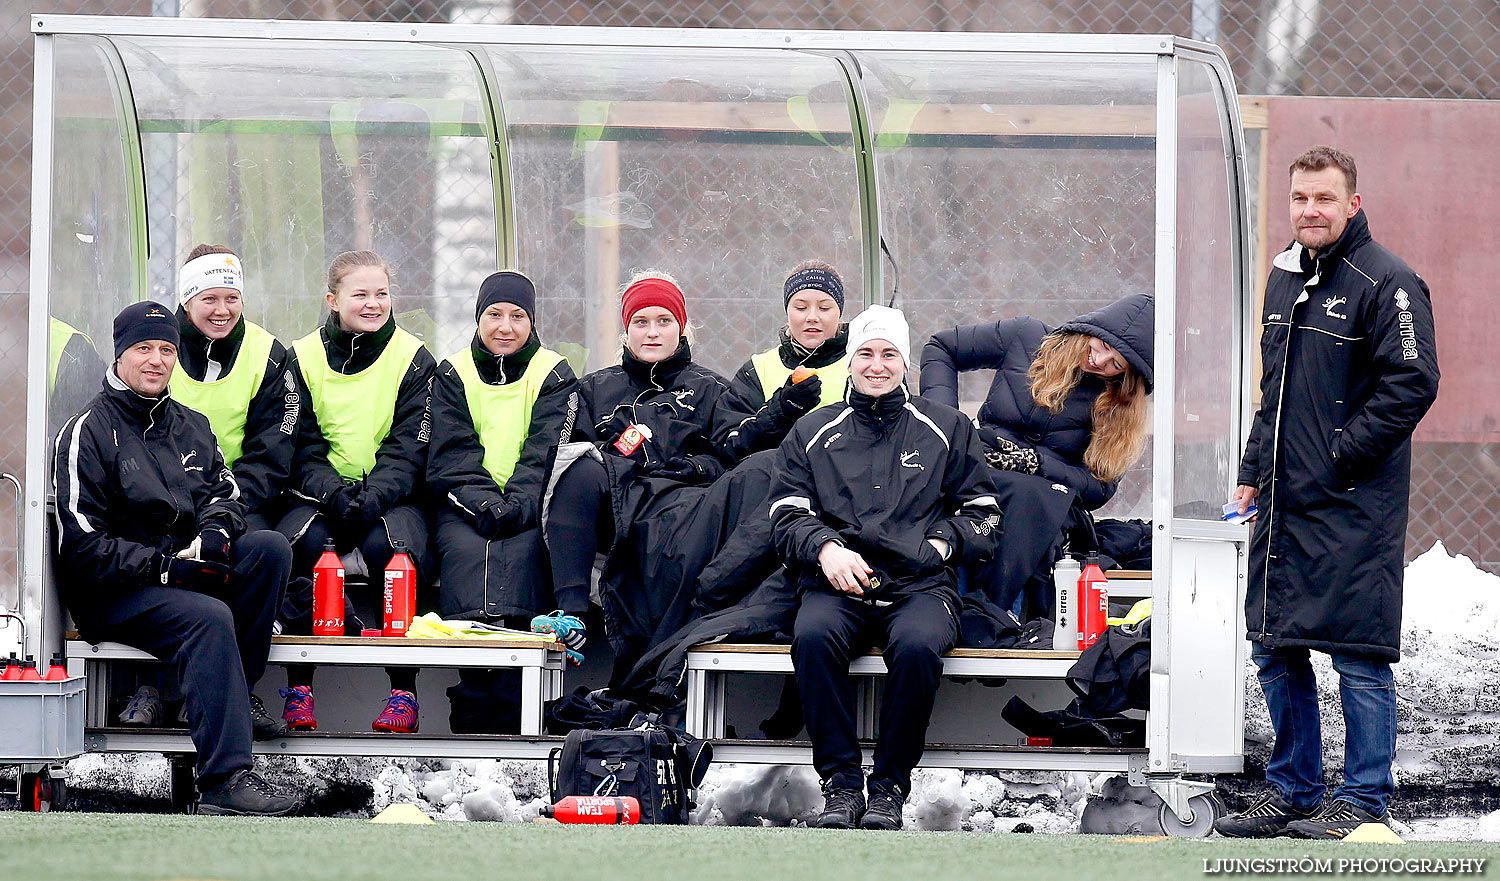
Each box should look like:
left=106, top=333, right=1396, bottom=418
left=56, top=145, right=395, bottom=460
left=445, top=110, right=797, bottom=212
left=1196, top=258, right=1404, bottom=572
left=620, top=276, right=687, bottom=330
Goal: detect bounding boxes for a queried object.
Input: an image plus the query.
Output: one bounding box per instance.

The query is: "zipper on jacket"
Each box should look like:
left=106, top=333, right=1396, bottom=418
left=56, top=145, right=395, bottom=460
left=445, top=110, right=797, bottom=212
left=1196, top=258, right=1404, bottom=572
left=1260, top=271, right=1315, bottom=638
left=628, top=359, right=668, bottom=466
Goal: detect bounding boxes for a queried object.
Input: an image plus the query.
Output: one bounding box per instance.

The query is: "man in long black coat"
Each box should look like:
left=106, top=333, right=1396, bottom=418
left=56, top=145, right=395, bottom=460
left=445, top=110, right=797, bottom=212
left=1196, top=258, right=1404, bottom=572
left=1217, top=147, right=1439, bottom=840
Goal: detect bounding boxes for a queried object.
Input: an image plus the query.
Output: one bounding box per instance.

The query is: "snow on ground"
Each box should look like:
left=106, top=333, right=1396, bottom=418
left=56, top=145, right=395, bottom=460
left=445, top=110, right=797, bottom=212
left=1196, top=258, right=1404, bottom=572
left=689, top=765, right=1088, bottom=832
left=39, top=544, right=1499, bottom=837
left=1241, top=543, right=1500, bottom=787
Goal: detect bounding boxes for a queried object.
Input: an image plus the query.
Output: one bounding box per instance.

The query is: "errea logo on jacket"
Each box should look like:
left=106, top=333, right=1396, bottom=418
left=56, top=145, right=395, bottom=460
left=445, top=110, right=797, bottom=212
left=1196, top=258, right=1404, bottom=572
left=1395, top=288, right=1419, bottom=360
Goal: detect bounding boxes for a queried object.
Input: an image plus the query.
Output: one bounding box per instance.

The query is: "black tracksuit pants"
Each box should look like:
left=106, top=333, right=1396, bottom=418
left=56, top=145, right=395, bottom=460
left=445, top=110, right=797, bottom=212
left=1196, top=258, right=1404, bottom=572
left=72, top=530, right=291, bottom=788
left=792, top=589, right=958, bottom=796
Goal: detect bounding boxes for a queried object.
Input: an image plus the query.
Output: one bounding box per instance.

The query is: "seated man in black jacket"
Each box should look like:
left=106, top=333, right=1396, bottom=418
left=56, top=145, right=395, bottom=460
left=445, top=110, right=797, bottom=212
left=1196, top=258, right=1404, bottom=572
left=768, top=304, right=1002, bottom=831
left=51, top=302, right=298, bottom=816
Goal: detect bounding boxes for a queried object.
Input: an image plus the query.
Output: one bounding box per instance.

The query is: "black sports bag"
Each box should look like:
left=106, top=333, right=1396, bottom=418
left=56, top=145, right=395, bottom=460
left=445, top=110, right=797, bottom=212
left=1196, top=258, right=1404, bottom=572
left=548, top=715, right=712, bottom=824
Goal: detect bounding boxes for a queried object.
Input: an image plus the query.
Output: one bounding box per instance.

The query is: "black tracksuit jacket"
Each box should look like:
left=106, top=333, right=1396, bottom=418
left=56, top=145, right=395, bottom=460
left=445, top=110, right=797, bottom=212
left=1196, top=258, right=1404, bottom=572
left=52, top=370, right=246, bottom=614
left=769, top=385, right=1003, bottom=604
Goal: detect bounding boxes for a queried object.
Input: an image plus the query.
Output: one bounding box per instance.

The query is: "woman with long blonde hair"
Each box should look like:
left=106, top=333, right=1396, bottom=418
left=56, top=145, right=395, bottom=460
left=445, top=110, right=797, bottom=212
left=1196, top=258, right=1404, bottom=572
left=920, top=294, right=1153, bottom=622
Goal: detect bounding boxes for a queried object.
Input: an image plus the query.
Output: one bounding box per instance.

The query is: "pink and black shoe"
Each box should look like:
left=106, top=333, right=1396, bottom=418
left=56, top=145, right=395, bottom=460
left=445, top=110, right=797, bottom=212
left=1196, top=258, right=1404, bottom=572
left=372, top=689, right=419, bottom=733
left=279, top=685, right=317, bottom=731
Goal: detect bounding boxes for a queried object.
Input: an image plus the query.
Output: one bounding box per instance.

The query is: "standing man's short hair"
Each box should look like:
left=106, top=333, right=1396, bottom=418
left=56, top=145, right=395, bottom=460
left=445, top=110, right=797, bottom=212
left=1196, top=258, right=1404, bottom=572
left=1289, top=146, right=1358, bottom=194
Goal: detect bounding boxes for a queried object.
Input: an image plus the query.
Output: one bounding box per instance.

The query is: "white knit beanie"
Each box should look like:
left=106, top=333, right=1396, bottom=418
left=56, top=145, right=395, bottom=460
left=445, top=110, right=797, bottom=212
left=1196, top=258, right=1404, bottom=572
left=845, top=304, right=911, bottom=369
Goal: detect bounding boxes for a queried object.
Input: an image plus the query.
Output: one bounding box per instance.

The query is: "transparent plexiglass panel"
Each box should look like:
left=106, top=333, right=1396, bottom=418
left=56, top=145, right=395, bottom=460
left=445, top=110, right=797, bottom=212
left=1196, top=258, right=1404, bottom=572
left=489, top=46, right=862, bottom=377
left=861, top=51, right=1158, bottom=517
left=48, top=37, right=122, bottom=438
left=1173, top=60, right=1239, bottom=519
left=113, top=38, right=497, bottom=357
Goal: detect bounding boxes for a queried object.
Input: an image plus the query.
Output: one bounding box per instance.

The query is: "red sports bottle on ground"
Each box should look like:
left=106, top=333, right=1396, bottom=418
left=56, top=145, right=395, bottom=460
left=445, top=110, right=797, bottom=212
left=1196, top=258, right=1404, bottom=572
left=541, top=795, right=641, bottom=824
left=312, top=539, right=345, bottom=636
left=1078, top=552, right=1110, bottom=650
left=19, top=655, right=42, bottom=681
left=383, top=541, right=416, bottom=637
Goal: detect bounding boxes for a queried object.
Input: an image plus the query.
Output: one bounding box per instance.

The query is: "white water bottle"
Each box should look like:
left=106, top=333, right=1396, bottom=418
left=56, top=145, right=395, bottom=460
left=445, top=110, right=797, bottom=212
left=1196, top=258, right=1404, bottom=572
left=1052, top=554, right=1081, bottom=649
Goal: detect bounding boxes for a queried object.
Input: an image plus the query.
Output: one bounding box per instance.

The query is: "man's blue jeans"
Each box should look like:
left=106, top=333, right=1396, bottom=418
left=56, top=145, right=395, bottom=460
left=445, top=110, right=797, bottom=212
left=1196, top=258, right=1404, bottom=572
left=1251, top=644, right=1396, bottom=815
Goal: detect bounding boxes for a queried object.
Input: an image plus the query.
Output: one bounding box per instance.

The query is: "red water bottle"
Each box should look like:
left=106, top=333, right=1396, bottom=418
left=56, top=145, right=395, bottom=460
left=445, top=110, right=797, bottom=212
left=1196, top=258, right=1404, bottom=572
left=382, top=541, right=416, bottom=637
left=1078, top=553, right=1110, bottom=650
left=19, top=655, right=42, bottom=681
left=541, top=795, right=641, bottom=824
left=44, top=652, right=69, bottom=681
left=312, top=539, right=345, bottom=636
left=1, top=653, right=19, bottom=680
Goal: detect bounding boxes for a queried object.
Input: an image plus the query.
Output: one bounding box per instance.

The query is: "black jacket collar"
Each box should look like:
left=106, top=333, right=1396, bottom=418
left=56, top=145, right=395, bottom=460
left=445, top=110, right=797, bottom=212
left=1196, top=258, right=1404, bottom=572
left=322, top=311, right=396, bottom=375
left=175, top=307, right=246, bottom=380
left=1303, top=209, right=1372, bottom=273
left=778, top=323, right=849, bottom=370
left=849, top=382, right=908, bottom=433
left=621, top=338, right=693, bottom=387
left=470, top=331, right=541, bottom=385
left=103, top=365, right=172, bottom=428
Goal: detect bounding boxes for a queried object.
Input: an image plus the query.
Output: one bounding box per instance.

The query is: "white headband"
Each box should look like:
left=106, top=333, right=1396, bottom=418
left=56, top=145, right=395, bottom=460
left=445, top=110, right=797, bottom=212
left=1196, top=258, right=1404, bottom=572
left=178, top=253, right=244, bottom=306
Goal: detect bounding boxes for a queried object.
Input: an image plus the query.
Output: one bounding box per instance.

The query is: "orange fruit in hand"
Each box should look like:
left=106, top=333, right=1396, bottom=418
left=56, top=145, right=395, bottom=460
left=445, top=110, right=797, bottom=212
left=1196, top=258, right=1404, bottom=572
left=791, top=366, right=817, bottom=384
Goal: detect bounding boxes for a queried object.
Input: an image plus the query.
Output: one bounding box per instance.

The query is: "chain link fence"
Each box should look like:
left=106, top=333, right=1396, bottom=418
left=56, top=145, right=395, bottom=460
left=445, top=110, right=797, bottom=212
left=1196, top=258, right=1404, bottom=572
left=2, top=0, right=1496, bottom=601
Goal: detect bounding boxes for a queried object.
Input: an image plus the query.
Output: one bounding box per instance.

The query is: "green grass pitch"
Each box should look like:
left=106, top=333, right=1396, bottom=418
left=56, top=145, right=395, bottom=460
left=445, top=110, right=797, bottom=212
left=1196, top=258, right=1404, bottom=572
left=2, top=814, right=1497, bottom=881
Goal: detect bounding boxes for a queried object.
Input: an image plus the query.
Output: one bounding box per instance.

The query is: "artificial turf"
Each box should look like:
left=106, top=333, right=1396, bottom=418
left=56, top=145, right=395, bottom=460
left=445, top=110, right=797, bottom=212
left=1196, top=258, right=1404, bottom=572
left=2, top=814, right=1497, bottom=881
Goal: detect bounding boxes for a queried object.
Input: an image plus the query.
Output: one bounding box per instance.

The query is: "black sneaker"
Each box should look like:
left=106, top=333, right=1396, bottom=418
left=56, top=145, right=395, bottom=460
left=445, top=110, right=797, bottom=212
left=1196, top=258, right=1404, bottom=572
left=859, top=788, right=905, bottom=831
left=248, top=694, right=289, bottom=741
left=1285, top=799, right=1388, bottom=840
left=1213, top=791, right=1319, bottom=838
left=815, top=782, right=866, bottom=829
left=198, top=769, right=300, bottom=817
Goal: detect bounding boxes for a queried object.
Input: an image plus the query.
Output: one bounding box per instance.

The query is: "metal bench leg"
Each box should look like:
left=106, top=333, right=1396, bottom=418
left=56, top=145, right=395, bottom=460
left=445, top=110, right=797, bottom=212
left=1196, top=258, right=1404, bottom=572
left=519, top=666, right=542, bottom=735
left=702, top=671, right=728, bottom=740
left=685, top=669, right=706, bottom=737
left=85, top=658, right=109, bottom=728
left=856, top=677, right=881, bottom=740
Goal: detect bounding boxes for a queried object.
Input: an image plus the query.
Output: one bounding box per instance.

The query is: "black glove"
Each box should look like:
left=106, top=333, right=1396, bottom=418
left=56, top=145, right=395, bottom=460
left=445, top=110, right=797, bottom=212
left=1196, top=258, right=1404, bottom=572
left=325, top=483, right=361, bottom=516
left=474, top=496, right=520, bottom=541
left=339, top=488, right=384, bottom=528
left=985, top=437, right=1041, bottom=475
left=160, top=555, right=233, bottom=595
left=197, top=526, right=232, bottom=565
left=644, top=455, right=723, bottom=484
left=775, top=373, right=823, bottom=420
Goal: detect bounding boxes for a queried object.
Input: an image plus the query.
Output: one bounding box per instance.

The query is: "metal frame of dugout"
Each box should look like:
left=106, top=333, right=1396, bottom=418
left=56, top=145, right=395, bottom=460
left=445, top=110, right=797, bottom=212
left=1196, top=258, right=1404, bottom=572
left=16, top=15, right=1254, bottom=828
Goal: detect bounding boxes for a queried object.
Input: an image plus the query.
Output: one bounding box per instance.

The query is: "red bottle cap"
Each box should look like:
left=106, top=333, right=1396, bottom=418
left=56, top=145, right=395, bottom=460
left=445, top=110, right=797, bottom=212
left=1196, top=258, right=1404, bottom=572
left=361, top=629, right=382, bottom=638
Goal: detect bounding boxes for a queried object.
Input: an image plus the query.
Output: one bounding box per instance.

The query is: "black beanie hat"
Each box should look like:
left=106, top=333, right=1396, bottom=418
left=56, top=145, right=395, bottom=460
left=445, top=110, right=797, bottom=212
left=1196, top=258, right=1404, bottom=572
left=1057, top=293, right=1154, bottom=393
left=113, top=300, right=180, bottom=358
left=475, top=271, right=536, bottom=323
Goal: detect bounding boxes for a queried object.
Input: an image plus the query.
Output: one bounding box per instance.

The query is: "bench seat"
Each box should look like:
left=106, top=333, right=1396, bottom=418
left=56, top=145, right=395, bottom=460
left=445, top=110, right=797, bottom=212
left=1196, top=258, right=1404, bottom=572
left=65, top=634, right=567, bottom=740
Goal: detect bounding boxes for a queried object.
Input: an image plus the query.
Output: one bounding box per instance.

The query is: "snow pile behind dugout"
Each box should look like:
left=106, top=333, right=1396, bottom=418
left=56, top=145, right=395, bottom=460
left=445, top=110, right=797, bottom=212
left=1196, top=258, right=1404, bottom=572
left=1237, top=541, right=1500, bottom=814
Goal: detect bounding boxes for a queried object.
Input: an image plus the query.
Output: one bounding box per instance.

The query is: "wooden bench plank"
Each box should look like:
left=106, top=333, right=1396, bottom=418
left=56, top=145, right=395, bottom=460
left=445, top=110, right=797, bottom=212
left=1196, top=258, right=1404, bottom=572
left=68, top=633, right=561, bottom=650
left=694, top=643, right=1081, bottom=659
